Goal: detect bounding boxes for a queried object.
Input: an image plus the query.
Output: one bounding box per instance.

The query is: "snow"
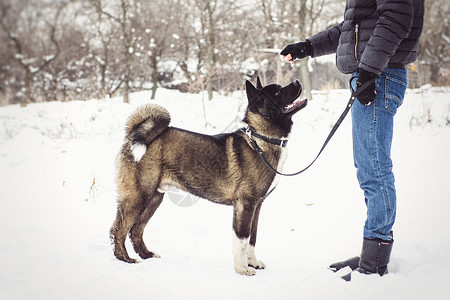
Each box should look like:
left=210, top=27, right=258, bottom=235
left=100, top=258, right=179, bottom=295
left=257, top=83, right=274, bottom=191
left=442, top=34, right=450, bottom=45
left=44, top=54, right=56, bottom=62
left=0, top=86, right=449, bottom=299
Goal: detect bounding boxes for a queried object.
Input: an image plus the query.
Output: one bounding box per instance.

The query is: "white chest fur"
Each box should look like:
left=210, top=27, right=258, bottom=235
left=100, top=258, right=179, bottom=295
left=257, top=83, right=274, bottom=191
left=267, top=146, right=288, bottom=194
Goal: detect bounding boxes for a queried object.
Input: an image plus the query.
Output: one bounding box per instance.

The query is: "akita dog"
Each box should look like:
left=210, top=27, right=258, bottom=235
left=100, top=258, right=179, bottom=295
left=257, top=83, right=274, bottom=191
left=110, top=77, right=307, bottom=275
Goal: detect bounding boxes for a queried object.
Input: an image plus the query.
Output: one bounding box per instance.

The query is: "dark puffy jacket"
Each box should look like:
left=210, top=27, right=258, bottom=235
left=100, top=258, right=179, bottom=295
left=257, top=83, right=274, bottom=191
left=307, top=0, right=424, bottom=75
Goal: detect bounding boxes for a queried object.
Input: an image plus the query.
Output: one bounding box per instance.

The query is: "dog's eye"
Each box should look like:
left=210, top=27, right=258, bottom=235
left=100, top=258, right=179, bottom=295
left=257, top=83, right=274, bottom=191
left=275, top=91, right=280, bottom=96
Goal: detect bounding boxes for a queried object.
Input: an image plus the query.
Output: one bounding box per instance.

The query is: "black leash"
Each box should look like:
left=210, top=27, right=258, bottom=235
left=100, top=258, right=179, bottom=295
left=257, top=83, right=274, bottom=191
left=247, top=76, right=369, bottom=176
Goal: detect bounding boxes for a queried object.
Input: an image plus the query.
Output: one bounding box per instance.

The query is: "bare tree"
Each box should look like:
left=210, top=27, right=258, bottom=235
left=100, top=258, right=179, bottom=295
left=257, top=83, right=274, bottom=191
left=82, top=2, right=121, bottom=99
left=0, top=0, right=64, bottom=105
left=90, top=0, right=140, bottom=103
left=0, top=0, right=446, bottom=107
left=418, top=0, right=450, bottom=86
left=136, top=0, right=179, bottom=99
left=259, top=0, right=343, bottom=99
left=173, top=1, right=208, bottom=94
left=172, top=0, right=240, bottom=99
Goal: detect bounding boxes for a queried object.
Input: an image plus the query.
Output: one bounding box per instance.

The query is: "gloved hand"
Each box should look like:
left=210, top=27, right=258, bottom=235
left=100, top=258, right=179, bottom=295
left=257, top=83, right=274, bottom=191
left=356, top=69, right=377, bottom=105
left=280, top=41, right=313, bottom=63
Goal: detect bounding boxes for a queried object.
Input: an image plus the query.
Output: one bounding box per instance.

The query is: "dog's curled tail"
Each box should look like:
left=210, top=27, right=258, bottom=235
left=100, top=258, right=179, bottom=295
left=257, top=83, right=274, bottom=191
left=124, top=104, right=171, bottom=162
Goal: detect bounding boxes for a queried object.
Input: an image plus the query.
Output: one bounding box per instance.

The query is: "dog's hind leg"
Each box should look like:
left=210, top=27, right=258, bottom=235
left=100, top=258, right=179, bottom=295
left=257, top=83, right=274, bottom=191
left=110, top=194, right=144, bottom=264
left=248, top=201, right=266, bottom=270
left=130, top=192, right=164, bottom=259
left=232, top=199, right=258, bottom=276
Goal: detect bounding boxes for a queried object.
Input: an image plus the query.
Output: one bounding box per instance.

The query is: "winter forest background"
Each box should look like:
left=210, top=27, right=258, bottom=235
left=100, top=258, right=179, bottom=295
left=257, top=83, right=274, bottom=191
left=1, top=0, right=449, bottom=106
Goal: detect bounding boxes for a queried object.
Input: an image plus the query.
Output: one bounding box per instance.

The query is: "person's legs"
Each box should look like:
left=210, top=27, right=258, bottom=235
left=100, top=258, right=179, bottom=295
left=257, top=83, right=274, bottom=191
left=330, top=68, right=407, bottom=278
left=351, top=67, right=407, bottom=241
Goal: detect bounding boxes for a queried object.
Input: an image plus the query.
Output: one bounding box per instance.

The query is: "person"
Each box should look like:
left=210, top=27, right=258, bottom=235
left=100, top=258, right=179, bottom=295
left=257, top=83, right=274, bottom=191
left=280, top=0, right=424, bottom=280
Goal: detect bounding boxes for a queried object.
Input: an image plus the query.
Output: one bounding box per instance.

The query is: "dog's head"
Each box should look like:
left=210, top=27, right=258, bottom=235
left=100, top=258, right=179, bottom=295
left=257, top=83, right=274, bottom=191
left=244, top=77, right=307, bottom=136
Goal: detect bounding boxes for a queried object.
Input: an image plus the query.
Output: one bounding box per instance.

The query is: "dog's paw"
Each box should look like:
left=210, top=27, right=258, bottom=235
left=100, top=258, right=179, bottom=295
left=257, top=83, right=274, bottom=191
left=114, top=251, right=141, bottom=264
left=235, top=266, right=257, bottom=276
left=139, top=251, right=161, bottom=259
left=248, top=258, right=266, bottom=270
left=123, top=257, right=141, bottom=264
left=139, top=251, right=161, bottom=260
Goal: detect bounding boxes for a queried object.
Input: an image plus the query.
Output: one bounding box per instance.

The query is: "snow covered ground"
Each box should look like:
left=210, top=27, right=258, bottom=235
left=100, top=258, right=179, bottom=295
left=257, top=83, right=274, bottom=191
left=0, top=84, right=449, bottom=299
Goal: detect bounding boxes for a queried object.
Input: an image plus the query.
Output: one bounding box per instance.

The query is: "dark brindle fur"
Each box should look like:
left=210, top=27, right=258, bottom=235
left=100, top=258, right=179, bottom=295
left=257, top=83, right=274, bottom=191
left=110, top=77, right=307, bottom=275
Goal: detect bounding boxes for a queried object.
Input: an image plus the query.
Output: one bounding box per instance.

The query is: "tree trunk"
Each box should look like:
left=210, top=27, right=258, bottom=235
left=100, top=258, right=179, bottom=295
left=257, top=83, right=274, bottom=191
left=23, top=68, right=33, bottom=106
left=123, top=79, right=129, bottom=103
left=99, top=63, right=107, bottom=99
left=299, top=58, right=312, bottom=100
left=151, top=60, right=158, bottom=100
left=206, top=1, right=216, bottom=100
left=123, top=46, right=131, bottom=103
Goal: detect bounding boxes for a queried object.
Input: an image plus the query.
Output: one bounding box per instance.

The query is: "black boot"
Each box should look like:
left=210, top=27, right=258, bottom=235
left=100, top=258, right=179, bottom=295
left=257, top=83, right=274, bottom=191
left=357, top=237, right=394, bottom=276
left=329, top=256, right=360, bottom=272
left=330, top=235, right=394, bottom=281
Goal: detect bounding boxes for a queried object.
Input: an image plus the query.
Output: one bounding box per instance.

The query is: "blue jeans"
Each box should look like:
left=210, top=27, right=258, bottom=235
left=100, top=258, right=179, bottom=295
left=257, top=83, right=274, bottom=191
left=351, top=68, right=408, bottom=241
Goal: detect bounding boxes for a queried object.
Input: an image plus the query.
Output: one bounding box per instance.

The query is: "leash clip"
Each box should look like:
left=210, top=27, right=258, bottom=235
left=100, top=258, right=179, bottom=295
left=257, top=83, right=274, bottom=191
left=244, top=125, right=253, bottom=141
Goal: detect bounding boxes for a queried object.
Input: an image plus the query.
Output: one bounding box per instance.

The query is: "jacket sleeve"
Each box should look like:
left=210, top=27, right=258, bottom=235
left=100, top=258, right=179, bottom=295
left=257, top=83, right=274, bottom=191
left=360, top=0, right=414, bottom=74
left=307, top=22, right=343, bottom=58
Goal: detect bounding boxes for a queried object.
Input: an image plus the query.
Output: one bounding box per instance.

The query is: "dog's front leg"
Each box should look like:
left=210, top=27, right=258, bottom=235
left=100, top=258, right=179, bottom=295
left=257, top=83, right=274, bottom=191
left=248, top=201, right=266, bottom=270
left=232, top=199, right=257, bottom=276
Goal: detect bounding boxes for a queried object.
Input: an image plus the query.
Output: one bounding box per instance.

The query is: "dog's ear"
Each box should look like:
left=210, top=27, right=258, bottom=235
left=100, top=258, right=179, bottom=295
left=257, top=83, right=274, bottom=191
left=256, top=76, right=263, bottom=89
left=245, top=80, right=258, bottom=102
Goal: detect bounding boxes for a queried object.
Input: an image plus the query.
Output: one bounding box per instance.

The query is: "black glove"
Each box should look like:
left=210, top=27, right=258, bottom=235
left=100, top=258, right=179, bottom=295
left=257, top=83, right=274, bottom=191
left=356, top=69, right=377, bottom=105
left=280, top=41, right=313, bottom=61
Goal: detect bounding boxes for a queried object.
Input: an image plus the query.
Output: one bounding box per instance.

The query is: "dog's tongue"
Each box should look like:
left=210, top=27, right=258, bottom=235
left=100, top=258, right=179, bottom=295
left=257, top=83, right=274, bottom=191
left=283, top=98, right=307, bottom=113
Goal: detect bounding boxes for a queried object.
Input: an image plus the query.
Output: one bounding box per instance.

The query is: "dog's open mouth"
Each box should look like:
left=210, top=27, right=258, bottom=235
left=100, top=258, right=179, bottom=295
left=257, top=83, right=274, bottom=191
left=282, top=98, right=308, bottom=114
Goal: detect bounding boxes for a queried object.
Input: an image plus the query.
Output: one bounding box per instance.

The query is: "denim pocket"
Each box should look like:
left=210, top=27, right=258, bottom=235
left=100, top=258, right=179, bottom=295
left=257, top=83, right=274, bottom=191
left=384, top=76, right=407, bottom=114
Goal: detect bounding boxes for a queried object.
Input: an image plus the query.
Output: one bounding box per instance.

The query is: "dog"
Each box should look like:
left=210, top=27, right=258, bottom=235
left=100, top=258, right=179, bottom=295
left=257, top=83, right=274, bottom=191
left=110, top=77, right=307, bottom=275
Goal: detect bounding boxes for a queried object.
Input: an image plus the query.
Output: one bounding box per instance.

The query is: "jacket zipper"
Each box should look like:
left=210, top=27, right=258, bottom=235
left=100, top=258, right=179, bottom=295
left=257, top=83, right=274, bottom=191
left=354, top=23, right=360, bottom=62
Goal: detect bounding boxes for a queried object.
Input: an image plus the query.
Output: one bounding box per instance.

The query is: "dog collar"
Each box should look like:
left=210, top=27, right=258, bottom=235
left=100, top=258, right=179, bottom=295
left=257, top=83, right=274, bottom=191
left=242, top=125, right=288, bottom=147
